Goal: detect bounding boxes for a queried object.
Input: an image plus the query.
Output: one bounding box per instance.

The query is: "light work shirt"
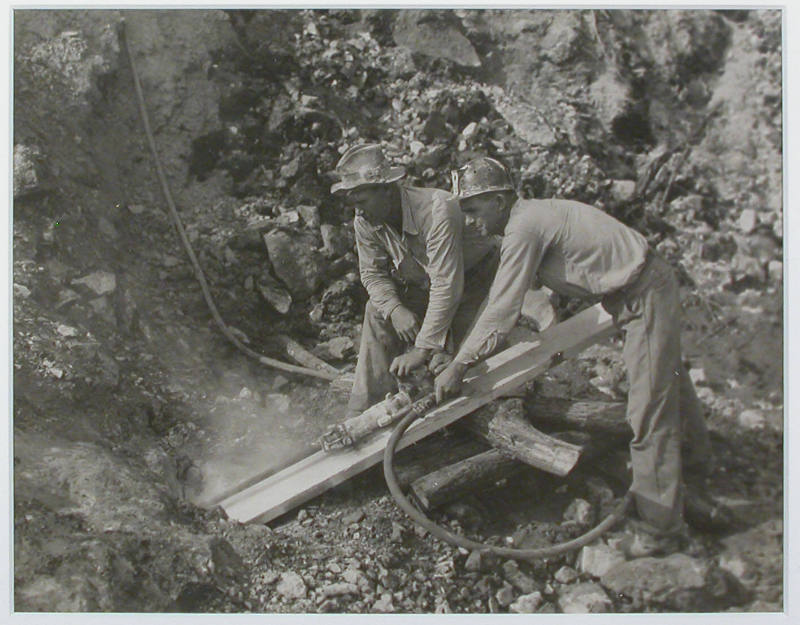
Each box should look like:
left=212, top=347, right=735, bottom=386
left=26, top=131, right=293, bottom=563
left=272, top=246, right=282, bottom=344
left=354, top=184, right=495, bottom=351
left=454, top=198, right=649, bottom=364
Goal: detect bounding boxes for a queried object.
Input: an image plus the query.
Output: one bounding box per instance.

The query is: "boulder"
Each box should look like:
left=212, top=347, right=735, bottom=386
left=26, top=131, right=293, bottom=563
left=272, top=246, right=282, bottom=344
left=276, top=572, right=307, bottom=600
left=557, top=581, right=612, bottom=613
left=256, top=273, right=292, bottom=315
left=392, top=10, right=480, bottom=68
left=263, top=229, right=325, bottom=300
left=719, top=519, right=781, bottom=602
left=600, top=553, right=736, bottom=611
left=320, top=223, right=355, bottom=258
left=71, top=271, right=116, bottom=296
left=14, top=144, right=44, bottom=197
left=577, top=543, right=626, bottom=578
left=738, top=209, right=758, bottom=234
left=509, top=591, right=543, bottom=613
left=315, top=336, right=355, bottom=361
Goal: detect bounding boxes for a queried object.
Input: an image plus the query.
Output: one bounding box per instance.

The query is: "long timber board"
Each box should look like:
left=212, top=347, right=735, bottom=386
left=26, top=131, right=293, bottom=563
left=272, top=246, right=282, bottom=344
left=218, top=304, right=616, bottom=524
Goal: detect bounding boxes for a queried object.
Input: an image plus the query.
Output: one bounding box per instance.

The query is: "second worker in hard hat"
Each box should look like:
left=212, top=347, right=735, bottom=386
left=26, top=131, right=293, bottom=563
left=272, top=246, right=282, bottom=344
left=331, top=144, right=498, bottom=419
left=434, top=156, right=713, bottom=558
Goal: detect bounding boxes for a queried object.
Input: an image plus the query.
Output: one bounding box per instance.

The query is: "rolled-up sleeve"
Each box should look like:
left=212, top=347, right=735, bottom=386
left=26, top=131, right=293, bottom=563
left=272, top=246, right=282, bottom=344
left=414, top=196, right=464, bottom=351
left=354, top=216, right=403, bottom=319
left=454, top=226, right=546, bottom=364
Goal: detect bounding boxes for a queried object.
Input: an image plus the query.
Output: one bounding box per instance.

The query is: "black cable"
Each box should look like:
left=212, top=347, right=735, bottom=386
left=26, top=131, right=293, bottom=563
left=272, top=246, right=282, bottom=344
left=119, top=19, right=336, bottom=382
left=383, top=410, right=633, bottom=560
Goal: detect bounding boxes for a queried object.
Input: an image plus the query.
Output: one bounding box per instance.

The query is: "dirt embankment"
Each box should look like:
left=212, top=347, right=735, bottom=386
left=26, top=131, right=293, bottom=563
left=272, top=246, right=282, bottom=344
left=13, top=9, right=782, bottom=613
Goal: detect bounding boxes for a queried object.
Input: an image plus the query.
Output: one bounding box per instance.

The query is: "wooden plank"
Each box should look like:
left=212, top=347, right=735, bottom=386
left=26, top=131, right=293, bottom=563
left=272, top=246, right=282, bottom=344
left=218, top=304, right=616, bottom=524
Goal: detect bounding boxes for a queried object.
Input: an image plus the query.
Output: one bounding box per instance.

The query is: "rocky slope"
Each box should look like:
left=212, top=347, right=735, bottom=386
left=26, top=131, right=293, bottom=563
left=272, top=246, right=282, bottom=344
left=13, top=9, right=782, bottom=613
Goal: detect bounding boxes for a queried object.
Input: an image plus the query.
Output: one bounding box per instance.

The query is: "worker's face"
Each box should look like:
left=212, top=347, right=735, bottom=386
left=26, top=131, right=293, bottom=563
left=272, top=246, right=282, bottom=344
left=460, top=193, right=509, bottom=237
left=346, top=185, right=392, bottom=226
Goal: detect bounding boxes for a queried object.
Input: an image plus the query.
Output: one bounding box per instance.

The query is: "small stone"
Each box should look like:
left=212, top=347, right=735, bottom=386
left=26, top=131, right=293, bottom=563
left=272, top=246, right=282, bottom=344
left=689, top=368, right=708, bottom=386
left=390, top=522, right=405, bottom=543
left=409, top=140, right=425, bottom=156
left=317, top=336, right=354, bottom=360
left=738, top=409, right=766, bottom=429
left=464, top=550, right=482, bottom=572
left=462, top=121, right=478, bottom=138
left=558, top=581, right=612, bottom=613
left=577, top=543, right=626, bottom=578
left=372, top=592, right=394, bottom=613
left=585, top=477, right=614, bottom=506
left=13, top=284, right=31, bottom=299
left=265, top=394, right=290, bottom=414
left=296, top=204, right=320, bottom=229
left=341, top=510, right=364, bottom=525
left=320, top=582, right=359, bottom=598
left=554, top=566, right=579, bottom=584
left=309, top=302, right=324, bottom=322
left=71, top=271, right=116, bottom=295
left=56, top=324, right=79, bottom=337
left=328, top=562, right=342, bottom=574
left=495, top=583, right=515, bottom=607
left=563, top=499, right=594, bottom=527
left=276, top=572, right=307, bottom=600
left=272, top=375, right=289, bottom=390
left=509, top=591, right=543, bottom=613
left=297, top=509, right=309, bottom=521
left=738, top=209, right=758, bottom=234
left=609, top=179, right=636, bottom=202
left=768, top=260, right=783, bottom=282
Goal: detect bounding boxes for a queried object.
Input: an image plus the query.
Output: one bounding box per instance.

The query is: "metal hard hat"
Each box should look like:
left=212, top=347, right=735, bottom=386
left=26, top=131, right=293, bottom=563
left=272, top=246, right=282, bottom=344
left=451, top=157, right=514, bottom=200
left=330, top=144, right=406, bottom=195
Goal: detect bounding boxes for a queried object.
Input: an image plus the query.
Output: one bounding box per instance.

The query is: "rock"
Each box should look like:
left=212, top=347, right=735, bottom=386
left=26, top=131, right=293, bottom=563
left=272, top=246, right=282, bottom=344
left=393, top=10, right=481, bottom=67
left=585, top=477, right=614, bottom=507
left=495, top=583, right=515, bottom=607
left=56, top=324, right=79, bottom=337
left=577, top=543, right=626, bottom=578
left=502, top=560, right=538, bottom=594
left=554, top=566, right=579, bottom=584
left=730, top=253, right=764, bottom=284
left=600, top=553, right=734, bottom=611
left=557, top=581, right=612, bottom=613
left=772, top=216, right=783, bottom=239
left=296, top=204, right=320, bottom=229
left=464, top=550, right=482, bottom=572
left=371, top=592, right=394, bottom=613
left=209, top=538, right=246, bottom=582
left=689, top=368, right=708, bottom=386
left=341, top=510, right=364, bottom=525
left=342, top=568, right=371, bottom=592
left=276, top=572, right=307, bottom=600
left=390, top=521, right=405, bottom=543
left=719, top=519, right=782, bottom=599
left=14, top=144, right=43, bottom=197
left=509, top=591, right=543, bottom=613
left=14, top=283, right=31, bottom=299
left=563, top=498, right=594, bottom=527
left=98, top=216, right=118, bottom=239
left=316, top=336, right=354, bottom=361
left=264, top=394, right=291, bottom=414
left=71, top=271, right=116, bottom=296
left=256, top=272, right=292, bottom=314
left=738, top=409, right=766, bottom=429
left=462, top=121, right=478, bottom=139
left=385, top=45, right=416, bottom=79
left=767, top=260, right=783, bottom=282
left=520, top=288, right=556, bottom=331
left=263, top=229, right=325, bottom=300
left=738, top=208, right=758, bottom=234
left=320, top=278, right=362, bottom=321
left=320, top=582, right=359, bottom=598
left=609, top=179, right=637, bottom=202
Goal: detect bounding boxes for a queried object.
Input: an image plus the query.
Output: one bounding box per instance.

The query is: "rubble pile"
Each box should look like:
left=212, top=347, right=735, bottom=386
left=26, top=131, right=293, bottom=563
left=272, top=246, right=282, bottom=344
left=12, top=8, right=782, bottom=613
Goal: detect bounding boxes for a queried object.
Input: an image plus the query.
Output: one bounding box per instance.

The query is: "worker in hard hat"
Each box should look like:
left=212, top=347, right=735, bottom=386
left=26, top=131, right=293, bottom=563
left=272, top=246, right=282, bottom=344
left=434, top=156, right=713, bottom=557
left=331, top=144, right=498, bottom=419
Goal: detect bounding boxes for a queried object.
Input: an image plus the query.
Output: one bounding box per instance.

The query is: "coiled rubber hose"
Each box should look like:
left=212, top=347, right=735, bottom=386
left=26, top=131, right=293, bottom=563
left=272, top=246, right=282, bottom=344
left=119, top=19, right=336, bottom=382
left=383, top=410, right=634, bottom=560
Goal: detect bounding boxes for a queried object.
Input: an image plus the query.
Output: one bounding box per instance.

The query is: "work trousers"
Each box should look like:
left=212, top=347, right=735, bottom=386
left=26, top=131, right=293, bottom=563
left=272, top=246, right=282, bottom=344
left=604, top=252, right=712, bottom=533
left=348, top=254, right=498, bottom=415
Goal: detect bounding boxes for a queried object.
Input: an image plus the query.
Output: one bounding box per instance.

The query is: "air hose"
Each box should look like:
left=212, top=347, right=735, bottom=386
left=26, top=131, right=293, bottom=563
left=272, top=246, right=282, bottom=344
left=383, top=410, right=634, bottom=560
left=119, top=19, right=336, bottom=382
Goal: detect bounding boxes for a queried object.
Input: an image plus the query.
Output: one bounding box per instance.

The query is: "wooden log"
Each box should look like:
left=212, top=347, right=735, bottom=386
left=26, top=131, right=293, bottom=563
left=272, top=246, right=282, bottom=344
left=392, top=433, right=488, bottom=488
left=461, top=398, right=584, bottom=477
left=525, top=396, right=630, bottom=440
left=410, top=448, right=521, bottom=510
left=271, top=334, right=340, bottom=377
left=217, top=303, right=616, bottom=523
